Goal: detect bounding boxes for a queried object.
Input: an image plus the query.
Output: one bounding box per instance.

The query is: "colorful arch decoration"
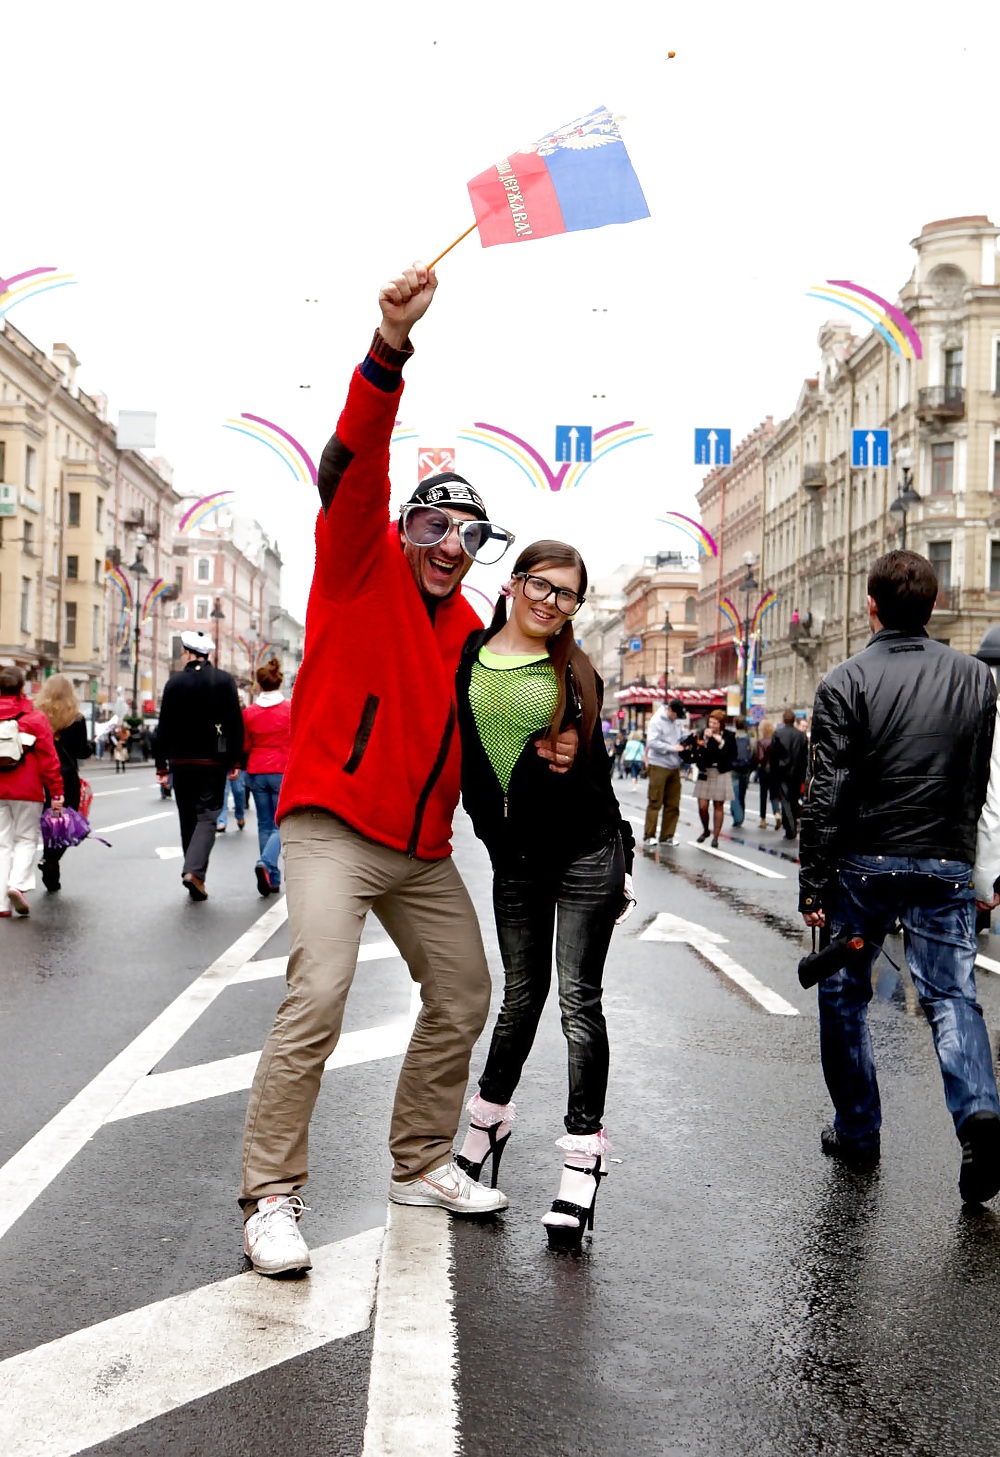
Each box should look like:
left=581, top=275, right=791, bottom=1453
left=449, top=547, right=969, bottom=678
left=141, top=578, right=169, bottom=624
left=717, top=598, right=741, bottom=635
left=223, top=413, right=318, bottom=485
left=177, top=492, right=235, bottom=534
left=656, top=512, right=718, bottom=557
left=806, top=279, right=922, bottom=361
left=391, top=424, right=419, bottom=445
left=456, top=421, right=651, bottom=493
left=0, top=265, right=77, bottom=320
left=462, top=584, right=499, bottom=625
left=751, top=590, right=778, bottom=636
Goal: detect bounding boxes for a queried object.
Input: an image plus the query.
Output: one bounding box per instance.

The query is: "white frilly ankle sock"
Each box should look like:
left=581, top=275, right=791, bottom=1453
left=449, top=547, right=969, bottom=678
left=457, top=1094, right=516, bottom=1166
left=541, top=1130, right=611, bottom=1229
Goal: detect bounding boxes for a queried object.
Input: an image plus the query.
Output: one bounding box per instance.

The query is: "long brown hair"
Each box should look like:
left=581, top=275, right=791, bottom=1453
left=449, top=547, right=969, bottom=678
left=34, top=673, right=80, bottom=734
left=508, top=540, right=599, bottom=754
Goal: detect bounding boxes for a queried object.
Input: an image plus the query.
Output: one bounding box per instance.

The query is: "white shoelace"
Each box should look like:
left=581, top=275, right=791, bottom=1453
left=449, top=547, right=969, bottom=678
left=254, top=1195, right=310, bottom=1230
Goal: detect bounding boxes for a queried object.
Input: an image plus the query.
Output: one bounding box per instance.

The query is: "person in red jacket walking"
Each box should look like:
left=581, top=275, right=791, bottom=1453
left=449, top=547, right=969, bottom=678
left=240, top=261, right=576, bottom=1277
left=0, top=666, right=64, bottom=917
left=242, top=656, right=291, bottom=897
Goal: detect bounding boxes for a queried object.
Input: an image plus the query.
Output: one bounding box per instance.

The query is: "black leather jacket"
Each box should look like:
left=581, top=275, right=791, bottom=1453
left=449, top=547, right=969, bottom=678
left=799, top=628, right=997, bottom=912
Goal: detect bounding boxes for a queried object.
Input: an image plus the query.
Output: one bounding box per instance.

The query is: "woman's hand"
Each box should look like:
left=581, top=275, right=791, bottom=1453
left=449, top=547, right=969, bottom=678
left=51, top=795, right=64, bottom=813
left=615, top=873, right=636, bottom=926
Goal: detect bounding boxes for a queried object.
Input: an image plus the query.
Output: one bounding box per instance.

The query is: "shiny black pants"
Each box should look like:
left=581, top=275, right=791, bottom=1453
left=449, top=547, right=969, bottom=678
left=172, top=765, right=227, bottom=881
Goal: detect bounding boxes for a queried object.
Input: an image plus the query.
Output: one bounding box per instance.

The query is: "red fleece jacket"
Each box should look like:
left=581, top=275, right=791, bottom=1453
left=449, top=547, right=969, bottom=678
left=277, top=348, right=480, bottom=858
left=0, top=695, right=64, bottom=803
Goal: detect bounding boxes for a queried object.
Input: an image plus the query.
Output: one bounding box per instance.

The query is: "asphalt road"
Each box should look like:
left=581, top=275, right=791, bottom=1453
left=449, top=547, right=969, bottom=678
left=5, top=762, right=1000, bottom=1456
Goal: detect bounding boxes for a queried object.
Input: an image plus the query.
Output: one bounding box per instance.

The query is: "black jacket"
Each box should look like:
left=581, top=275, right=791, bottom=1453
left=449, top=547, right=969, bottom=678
left=683, top=727, right=737, bottom=777
left=154, top=659, right=244, bottom=770
left=799, top=628, right=997, bottom=912
left=45, top=716, right=92, bottom=811
left=456, top=628, right=634, bottom=874
left=770, top=722, right=808, bottom=788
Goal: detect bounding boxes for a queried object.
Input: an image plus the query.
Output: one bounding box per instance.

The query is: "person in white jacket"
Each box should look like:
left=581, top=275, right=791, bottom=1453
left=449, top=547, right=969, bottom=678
left=643, top=699, right=687, bottom=846
left=974, top=723, right=1000, bottom=910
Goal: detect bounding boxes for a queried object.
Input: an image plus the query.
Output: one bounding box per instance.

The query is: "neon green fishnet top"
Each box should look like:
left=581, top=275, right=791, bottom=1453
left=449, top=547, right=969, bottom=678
left=468, top=644, right=559, bottom=793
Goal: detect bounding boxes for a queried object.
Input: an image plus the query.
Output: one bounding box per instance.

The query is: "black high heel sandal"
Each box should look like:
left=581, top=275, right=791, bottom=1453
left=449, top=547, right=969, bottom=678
left=543, top=1157, right=605, bottom=1251
left=455, top=1122, right=512, bottom=1189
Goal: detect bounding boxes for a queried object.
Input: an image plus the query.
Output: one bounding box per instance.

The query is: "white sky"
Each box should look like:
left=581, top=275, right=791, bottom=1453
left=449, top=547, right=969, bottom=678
left=5, top=0, right=996, bottom=620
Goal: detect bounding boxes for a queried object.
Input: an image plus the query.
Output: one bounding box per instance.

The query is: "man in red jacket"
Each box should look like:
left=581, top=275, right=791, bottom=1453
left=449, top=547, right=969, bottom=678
left=240, top=261, right=576, bottom=1276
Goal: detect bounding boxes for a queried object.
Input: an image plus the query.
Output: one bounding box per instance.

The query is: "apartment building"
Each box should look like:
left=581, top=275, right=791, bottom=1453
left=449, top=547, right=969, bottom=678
left=760, top=215, right=1000, bottom=710
left=615, top=551, right=701, bottom=726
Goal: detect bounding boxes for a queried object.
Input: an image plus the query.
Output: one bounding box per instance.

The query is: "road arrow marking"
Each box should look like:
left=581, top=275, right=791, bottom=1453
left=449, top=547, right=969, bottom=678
left=641, top=911, right=798, bottom=1015
left=687, top=839, right=786, bottom=879
left=976, top=953, right=1000, bottom=976
left=0, top=1225, right=383, bottom=1457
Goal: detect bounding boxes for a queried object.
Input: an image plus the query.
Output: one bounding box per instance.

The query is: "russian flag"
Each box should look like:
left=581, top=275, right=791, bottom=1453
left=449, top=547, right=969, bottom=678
left=467, top=105, right=650, bottom=248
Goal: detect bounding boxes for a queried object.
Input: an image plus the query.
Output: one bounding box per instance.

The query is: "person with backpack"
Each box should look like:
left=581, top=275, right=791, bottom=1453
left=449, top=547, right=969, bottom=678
left=729, top=716, right=755, bottom=827
left=33, top=674, right=93, bottom=893
left=0, top=666, right=64, bottom=917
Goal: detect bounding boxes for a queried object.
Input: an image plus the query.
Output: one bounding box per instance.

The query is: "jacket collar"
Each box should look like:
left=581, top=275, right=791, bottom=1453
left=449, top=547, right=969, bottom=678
left=254, top=690, right=284, bottom=707
left=868, top=626, right=929, bottom=646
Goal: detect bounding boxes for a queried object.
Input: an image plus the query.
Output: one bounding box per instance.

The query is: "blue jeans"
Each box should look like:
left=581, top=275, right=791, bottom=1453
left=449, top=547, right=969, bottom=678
left=730, top=771, right=750, bottom=826
left=246, top=772, right=283, bottom=884
left=820, top=854, right=1000, bottom=1147
left=217, top=770, right=247, bottom=828
left=479, top=835, right=624, bottom=1134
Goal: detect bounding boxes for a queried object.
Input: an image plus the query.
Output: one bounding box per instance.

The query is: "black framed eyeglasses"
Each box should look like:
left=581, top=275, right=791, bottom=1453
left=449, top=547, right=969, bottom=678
left=513, top=572, right=585, bottom=616
left=400, top=504, right=514, bottom=565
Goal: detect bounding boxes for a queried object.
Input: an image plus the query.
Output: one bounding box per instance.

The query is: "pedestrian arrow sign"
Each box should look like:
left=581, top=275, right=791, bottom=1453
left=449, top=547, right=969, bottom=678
left=555, top=425, right=592, bottom=463
left=694, top=428, right=731, bottom=467
left=851, top=428, right=890, bottom=468
left=628, top=636, right=643, bottom=653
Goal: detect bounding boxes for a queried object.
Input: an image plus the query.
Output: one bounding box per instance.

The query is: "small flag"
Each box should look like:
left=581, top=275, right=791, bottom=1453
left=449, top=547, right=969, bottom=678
left=467, top=105, right=649, bottom=248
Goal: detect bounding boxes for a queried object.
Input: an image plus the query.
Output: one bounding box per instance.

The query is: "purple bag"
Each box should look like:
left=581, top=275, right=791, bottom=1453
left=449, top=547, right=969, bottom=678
left=40, top=807, right=110, bottom=851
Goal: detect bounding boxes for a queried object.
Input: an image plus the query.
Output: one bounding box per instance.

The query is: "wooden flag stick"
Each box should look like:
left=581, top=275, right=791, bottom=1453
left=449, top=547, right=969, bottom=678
left=429, top=222, right=478, bottom=268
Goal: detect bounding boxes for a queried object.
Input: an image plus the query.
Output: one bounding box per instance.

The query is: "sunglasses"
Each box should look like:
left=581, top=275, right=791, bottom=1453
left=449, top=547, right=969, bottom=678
left=513, top=572, right=585, bottom=617
left=400, top=504, right=514, bottom=565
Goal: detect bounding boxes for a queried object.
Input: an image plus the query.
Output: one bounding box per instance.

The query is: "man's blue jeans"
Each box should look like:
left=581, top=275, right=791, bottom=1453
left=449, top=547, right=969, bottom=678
left=217, top=770, right=248, bottom=829
left=820, top=854, right=1000, bottom=1148
left=246, top=772, right=283, bottom=886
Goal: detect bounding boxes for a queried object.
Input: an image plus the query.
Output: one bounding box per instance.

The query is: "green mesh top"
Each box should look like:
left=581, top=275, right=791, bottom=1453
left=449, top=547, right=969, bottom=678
left=468, top=644, right=559, bottom=793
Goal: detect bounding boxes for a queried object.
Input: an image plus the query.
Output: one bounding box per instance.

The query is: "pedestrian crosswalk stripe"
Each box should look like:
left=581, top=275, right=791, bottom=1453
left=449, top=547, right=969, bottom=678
left=0, top=1226, right=383, bottom=1457
left=91, top=811, right=175, bottom=833
left=231, top=939, right=401, bottom=984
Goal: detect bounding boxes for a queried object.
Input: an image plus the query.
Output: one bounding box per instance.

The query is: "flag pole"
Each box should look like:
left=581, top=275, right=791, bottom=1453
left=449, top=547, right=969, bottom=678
left=429, top=222, right=478, bottom=269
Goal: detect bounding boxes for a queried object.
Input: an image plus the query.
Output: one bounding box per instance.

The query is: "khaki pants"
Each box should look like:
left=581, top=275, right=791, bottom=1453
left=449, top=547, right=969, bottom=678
left=240, top=811, right=491, bottom=1206
left=644, top=766, right=681, bottom=841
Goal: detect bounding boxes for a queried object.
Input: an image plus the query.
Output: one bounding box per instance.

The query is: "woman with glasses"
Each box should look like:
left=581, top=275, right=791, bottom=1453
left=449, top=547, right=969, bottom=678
left=453, top=540, right=635, bottom=1250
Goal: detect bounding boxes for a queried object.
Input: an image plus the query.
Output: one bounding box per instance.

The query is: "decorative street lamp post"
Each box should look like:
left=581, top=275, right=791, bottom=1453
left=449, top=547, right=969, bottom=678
left=128, top=534, right=148, bottom=735
left=662, top=608, right=674, bottom=698
left=889, top=462, right=920, bottom=551
left=210, top=596, right=225, bottom=668
left=739, top=553, right=759, bottom=721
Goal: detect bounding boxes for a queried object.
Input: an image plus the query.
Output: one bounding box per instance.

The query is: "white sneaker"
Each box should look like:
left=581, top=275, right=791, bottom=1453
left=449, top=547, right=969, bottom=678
left=665, top=836, right=681, bottom=846
left=244, top=1194, right=312, bottom=1275
left=389, top=1159, right=509, bottom=1215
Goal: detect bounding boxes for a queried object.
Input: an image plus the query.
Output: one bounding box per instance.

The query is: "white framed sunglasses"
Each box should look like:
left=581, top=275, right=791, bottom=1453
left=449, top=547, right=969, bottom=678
left=400, top=503, right=514, bottom=565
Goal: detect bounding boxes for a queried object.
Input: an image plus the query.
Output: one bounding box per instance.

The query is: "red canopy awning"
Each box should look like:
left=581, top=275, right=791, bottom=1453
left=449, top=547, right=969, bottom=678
left=615, top=686, right=726, bottom=708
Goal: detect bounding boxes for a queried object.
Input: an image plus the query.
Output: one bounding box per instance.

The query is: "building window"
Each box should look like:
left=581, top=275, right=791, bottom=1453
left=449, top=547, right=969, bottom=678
left=92, top=605, right=101, bottom=652
left=20, top=578, right=30, bottom=633
left=928, top=540, right=952, bottom=590
left=995, top=340, right=1000, bottom=394
left=0, top=441, right=5, bottom=480
left=174, top=566, right=184, bottom=591
left=25, top=445, right=35, bottom=489
left=22, top=520, right=34, bottom=554
left=196, top=557, right=211, bottom=582
left=94, top=558, right=102, bottom=585
left=67, top=491, right=81, bottom=526
left=990, top=542, right=1000, bottom=592
left=172, top=601, right=186, bottom=619
left=944, top=347, right=964, bottom=391
left=930, top=443, right=954, bottom=495
left=96, top=497, right=103, bottom=532
left=66, top=554, right=78, bottom=579
left=685, top=595, right=697, bottom=624
left=65, top=602, right=77, bottom=647
left=195, top=596, right=210, bottom=620
left=171, top=634, right=184, bottom=661
left=994, top=438, right=1000, bottom=493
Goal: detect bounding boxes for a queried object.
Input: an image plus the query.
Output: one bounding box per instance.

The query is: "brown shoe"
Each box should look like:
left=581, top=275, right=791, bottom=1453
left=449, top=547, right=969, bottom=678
left=183, top=873, right=208, bottom=902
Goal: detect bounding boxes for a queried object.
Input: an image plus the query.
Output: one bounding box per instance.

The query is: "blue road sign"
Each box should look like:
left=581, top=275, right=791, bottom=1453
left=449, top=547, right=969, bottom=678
left=851, top=429, right=890, bottom=468
left=694, top=428, right=731, bottom=467
left=555, top=425, right=592, bottom=463
left=628, top=637, right=643, bottom=653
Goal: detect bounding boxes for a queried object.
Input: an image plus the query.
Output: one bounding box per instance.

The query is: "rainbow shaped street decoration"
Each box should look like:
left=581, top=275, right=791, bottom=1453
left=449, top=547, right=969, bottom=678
left=751, top=590, right=778, bottom=637
left=106, top=565, right=133, bottom=613
left=806, top=279, right=922, bottom=361
left=223, top=414, right=318, bottom=486
left=457, top=421, right=651, bottom=493
left=391, top=424, right=419, bottom=446
left=177, top=492, right=235, bottom=534
left=656, top=512, right=718, bottom=558
left=236, top=635, right=254, bottom=664
left=141, top=578, right=170, bottom=624
left=462, top=584, right=499, bottom=625
left=256, top=642, right=276, bottom=666
left=717, top=598, right=741, bottom=635
left=0, top=265, right=77, bottom=320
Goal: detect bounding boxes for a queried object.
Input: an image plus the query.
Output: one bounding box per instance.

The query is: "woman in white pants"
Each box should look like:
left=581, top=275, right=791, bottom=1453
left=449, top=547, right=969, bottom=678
left=0, top=666, right=64, bottom=917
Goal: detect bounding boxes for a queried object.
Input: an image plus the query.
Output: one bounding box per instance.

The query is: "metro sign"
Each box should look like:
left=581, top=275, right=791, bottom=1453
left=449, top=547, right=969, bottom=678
left=418, top=447, right=456, bottom=482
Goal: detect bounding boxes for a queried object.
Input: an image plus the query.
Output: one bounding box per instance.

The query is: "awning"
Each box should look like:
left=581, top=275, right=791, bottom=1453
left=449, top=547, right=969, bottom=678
left=691, top=641, right=737, bottom=657
left=614, top=686, right=726, bottom=708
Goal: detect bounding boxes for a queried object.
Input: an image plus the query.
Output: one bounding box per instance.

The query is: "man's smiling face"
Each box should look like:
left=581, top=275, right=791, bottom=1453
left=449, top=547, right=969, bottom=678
left=401, top=508, right=478, bottom=599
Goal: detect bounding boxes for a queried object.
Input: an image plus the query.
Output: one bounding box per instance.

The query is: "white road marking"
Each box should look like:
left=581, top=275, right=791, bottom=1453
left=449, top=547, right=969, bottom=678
left=154, top=846, right=183, bottom=860
left=91, top=811, right=175, bottom=834
left=641, top=911, right=799, bottom=1016
left=0, top=1225, right=383, bottom=1457
left=976, top=953, right=1000, bottom=975
left=91, top=785, right=147, bottom=798
left=0, top=898, right=289, bottom=1244
left=363, top=1205, right=457, bottom=1457
left=230, top=939, right=401, bottom=984
left=687, top=839, right=786, bottom=879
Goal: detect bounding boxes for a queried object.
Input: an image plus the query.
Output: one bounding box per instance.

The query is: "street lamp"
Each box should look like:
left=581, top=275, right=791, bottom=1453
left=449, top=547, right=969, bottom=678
left=662, top=608, right=674, bottom=698
left=889, top=460, right=920, bottom=550
left=128, top=533, right=148, bottom=734
left=739, top=553, right=759, bottom=720
left=210, top=596, right=225, bottom=668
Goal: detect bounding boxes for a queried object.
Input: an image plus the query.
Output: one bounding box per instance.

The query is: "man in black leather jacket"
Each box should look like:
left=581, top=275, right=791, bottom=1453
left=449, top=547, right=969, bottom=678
left=799, top=550, right=1000, bottom=1202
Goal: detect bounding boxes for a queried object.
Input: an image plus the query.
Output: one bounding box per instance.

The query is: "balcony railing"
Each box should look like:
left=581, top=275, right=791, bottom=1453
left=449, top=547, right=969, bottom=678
left=916, top=385, right=965, bottom=421
left=802, top=463, right=826, bottom=489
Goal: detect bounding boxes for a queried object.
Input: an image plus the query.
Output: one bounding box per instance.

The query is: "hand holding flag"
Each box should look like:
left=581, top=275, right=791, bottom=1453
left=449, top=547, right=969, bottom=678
left=378, top=262, right=439, bottom=349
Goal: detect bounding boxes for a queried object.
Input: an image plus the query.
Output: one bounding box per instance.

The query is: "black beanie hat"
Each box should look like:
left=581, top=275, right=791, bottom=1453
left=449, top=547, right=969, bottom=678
left=407, top=472, right=488, bottom=523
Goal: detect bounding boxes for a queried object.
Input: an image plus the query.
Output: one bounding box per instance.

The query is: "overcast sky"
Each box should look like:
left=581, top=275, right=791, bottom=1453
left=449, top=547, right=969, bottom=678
left=5, top=0, right=996, bottom=620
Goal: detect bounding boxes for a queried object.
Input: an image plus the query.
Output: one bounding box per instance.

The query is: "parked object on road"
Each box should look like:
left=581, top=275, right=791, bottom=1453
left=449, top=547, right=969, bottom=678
left=242, top=656, right=291, bottom=896
left=34, top=674, right=93, bottom=892
left=0, top=665, right=64, bottom=917
left=153, top=630, right=244, bottom=903
left=455, top=538, right=635, bottom=1251
left=799, top=549, right=1000, bottom=1203
left=643, top=699, right=686, bottom=845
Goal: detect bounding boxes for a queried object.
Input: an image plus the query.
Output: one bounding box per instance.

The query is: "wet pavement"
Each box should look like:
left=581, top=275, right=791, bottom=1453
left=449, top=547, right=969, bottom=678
left=4, top=763, right=1000, bottom=1455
